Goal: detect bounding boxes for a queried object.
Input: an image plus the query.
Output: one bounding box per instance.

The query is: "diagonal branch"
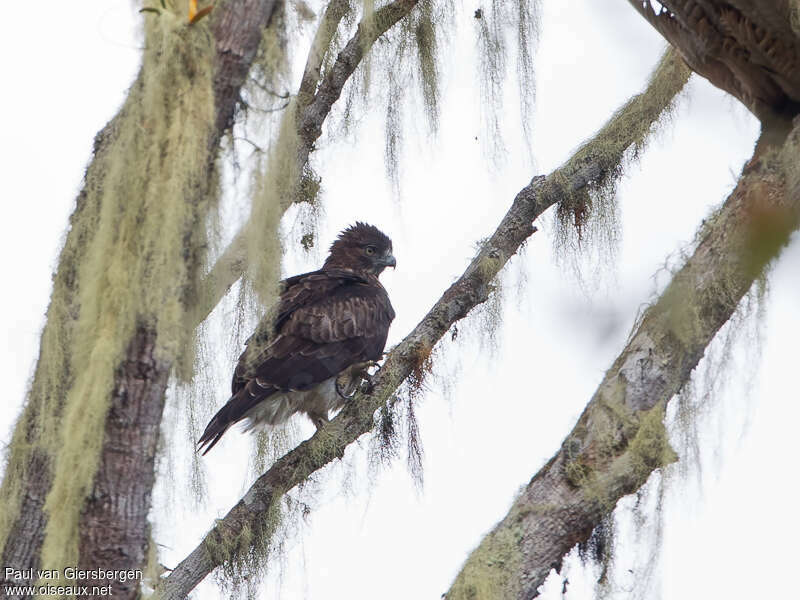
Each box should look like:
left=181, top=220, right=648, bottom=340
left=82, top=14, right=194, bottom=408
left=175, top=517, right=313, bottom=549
left=159, top=48, right=690, bottom=600
left=188, top=0, right=421, bottom=329
left=444, top=104, right=800, bottom=600
left=296, top=0, right=419, bottom=159
left=297, top=0, right=351, bottom=106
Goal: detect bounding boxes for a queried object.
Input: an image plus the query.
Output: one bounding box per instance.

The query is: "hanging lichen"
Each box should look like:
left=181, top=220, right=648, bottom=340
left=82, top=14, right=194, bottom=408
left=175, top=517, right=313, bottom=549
left=248, top=424, right=299, bottom=478
left=380, top=0, right=452, bottom=190
left=28, top=6, right=218, bottom=577
left=318, top=0, right=540, bottom=191
left=204, top=492, right=298, bottom=599
left=552, top=48, right=690, bottom=279
left=324, top=0, right=457, bottom=193
left=473, top=1, right=540, bottom=163
left=475, top=0, right=509, bottom=161
left=515, top=0, right=540, bottom=157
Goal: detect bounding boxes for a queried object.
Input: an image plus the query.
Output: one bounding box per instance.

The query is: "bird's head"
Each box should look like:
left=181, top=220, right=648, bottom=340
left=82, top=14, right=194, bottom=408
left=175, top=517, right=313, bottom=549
left=323, top=222, right=396, bottom=276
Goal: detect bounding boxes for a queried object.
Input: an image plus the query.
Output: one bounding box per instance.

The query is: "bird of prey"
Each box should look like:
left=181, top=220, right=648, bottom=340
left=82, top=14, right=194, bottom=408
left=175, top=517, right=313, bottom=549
left=198, top=222, right=396, bottom=454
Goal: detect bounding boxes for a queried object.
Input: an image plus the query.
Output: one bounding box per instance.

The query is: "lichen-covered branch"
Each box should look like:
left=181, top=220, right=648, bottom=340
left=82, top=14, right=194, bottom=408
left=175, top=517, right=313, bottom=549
left=189, top=0, right=421, bottom=327
left=296, top=0, right=420, bottom=161
left=158, top=48, right=690, bottom=600
left=444, top=119, right=800, bottom=600
left=297, top=0, right=351, bottom=106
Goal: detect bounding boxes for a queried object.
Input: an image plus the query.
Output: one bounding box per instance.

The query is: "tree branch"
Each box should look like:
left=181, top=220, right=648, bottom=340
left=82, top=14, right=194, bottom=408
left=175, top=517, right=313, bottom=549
left=159, top=48, right=691, bottom=600
left=209, top=0, right=284, bottom=135
left=444, top=109, right=800, bottom=600
left=627, top=0, right=800, bottom=122
left=297, top=0, right=351, bottom=106
left=296, top=0, right=419, bottom=160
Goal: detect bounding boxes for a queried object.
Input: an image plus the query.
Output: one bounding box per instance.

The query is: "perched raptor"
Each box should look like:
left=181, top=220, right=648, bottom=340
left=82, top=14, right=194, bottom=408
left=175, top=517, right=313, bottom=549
left=198, top=222, right=396, bottom=454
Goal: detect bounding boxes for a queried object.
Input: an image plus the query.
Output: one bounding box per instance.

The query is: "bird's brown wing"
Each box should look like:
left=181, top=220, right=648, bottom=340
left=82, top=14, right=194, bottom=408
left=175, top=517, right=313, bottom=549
left=198, top=270, right=394, bottom=454
left=230, top=269, right=371, bottom=395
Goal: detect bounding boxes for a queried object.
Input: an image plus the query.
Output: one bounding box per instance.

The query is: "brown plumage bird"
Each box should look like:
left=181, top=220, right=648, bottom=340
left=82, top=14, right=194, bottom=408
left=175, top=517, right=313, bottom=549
left=198, top=222, right=396, bottom=454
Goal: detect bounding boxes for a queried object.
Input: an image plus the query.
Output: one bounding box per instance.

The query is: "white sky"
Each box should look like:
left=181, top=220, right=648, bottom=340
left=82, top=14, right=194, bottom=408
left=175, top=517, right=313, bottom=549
left=1, top=2, right=799, bottom=599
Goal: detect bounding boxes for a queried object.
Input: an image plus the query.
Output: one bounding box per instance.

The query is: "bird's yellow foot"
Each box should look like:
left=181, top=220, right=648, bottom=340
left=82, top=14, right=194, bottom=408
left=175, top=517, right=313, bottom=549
left=188, top=0, right=214, bottom=25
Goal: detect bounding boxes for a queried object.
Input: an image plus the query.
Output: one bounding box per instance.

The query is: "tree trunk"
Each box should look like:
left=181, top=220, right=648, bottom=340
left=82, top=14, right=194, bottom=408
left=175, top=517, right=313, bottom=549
left=0, top=2, right=281, bottom=595
left=77, top=327, right=171, bottom=598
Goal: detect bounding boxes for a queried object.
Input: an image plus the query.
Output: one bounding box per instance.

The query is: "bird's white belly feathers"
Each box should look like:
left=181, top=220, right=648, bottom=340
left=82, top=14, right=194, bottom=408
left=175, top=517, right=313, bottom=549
left=241, top=376, right=347, bottom=431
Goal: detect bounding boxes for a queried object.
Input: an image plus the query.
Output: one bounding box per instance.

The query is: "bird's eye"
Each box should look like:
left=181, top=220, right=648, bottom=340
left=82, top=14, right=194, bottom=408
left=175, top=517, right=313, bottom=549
left=365, top=246, right=376, bottom=256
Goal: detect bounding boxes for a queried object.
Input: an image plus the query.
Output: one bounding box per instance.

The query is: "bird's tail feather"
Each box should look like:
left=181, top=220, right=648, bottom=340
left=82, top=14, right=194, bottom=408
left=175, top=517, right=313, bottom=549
left=197, top=388, right=273, bottom=454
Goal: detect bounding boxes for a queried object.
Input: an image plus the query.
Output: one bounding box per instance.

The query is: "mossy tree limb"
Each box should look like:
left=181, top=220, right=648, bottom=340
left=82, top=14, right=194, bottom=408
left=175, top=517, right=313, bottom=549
left=444, top=120, right=800, bottom=600
left=0, top=1, right=283, bottom=595
left=297, top=0, right=351, bottom=107
left=158, top=48, right=689, bottom=600
left=296, top=0, right=421, bottom=162
left=551, top=47, right=689, bottom=252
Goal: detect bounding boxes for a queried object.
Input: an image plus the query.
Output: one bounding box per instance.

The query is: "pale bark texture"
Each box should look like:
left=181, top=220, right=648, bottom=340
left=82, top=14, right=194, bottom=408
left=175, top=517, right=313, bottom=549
left=159, top=48, right=690, bottom=600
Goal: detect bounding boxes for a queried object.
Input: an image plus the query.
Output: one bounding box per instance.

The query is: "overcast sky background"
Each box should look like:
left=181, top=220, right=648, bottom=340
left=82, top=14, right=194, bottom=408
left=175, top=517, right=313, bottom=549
left=2, top=1, right=799, bottom=599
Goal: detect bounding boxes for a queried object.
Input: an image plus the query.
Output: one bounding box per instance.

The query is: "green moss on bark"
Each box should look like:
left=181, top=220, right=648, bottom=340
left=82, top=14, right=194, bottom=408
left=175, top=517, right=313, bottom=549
left=447, top=523, right=523, bottom=600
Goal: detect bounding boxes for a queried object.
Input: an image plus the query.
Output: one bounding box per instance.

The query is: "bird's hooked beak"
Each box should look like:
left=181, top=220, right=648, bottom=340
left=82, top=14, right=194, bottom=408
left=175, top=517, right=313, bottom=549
left=381, top=252, right=397, bottom=269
